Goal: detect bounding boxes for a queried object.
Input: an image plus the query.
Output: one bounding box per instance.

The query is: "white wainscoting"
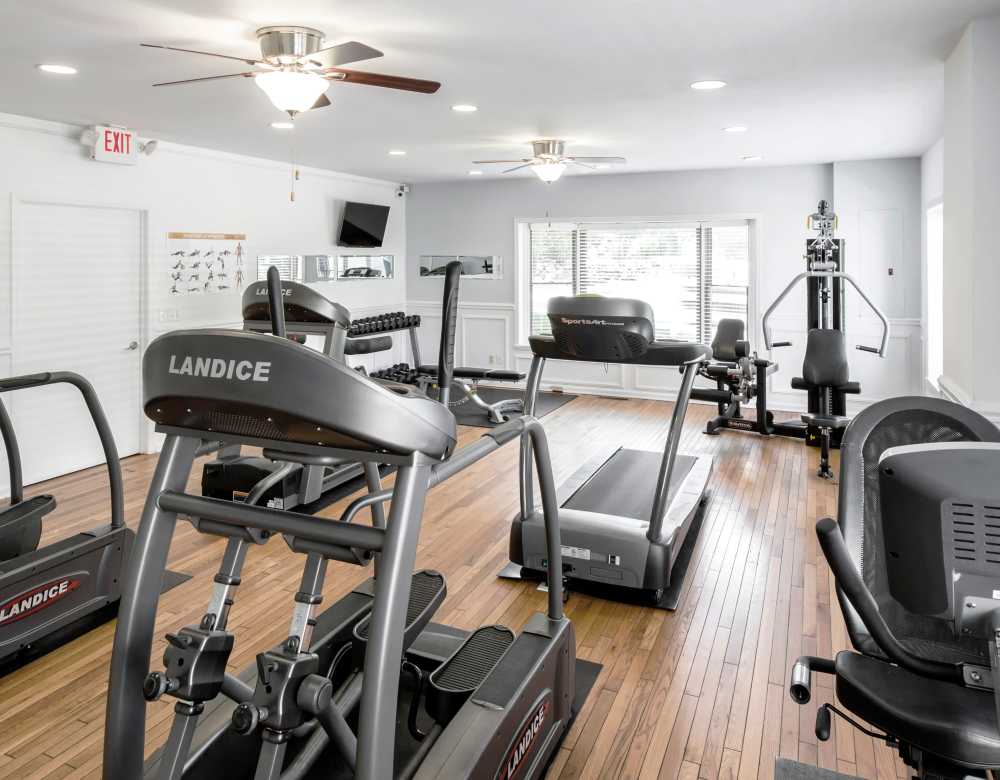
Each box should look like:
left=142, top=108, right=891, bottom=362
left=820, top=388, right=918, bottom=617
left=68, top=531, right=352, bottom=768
left=408, top=300, right=924, bottom=413
left=408, top=300, right=517, bottom=371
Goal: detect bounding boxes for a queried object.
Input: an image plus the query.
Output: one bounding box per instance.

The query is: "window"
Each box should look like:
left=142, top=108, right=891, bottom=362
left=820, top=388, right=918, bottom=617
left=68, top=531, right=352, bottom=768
left=257, top=254, right=303, bottom=282
left=926, top=203, right=944, bottom=387
left=524, top=220, right=751, bottom=343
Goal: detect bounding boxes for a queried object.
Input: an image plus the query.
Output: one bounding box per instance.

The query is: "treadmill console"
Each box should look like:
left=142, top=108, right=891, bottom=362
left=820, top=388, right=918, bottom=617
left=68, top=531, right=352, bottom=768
left=547, top=296, right=655, bottom=361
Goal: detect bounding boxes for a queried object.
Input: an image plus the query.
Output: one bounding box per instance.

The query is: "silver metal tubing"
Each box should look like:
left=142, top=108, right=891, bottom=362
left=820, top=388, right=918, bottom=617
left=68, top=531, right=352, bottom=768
left=408, top=326, right=422, bottom=368
left=221, top=673, right=255, bottom=703
left=279, top=673, right=364, bottom=780
left=519, top=355, right=546, bottom=518
left=158, top=492, right=385, bottom=552
left=340, top=487, right=394, bottom=526
left=648, top=361, right=700, bottom=544
left=354, top=462, right=432, bottom=780
left=103, top=434, right=200, bottom=780
left=244, top=461, right=299, bottom=507
left=363, top=462, right=386, bottom=529
left=157, top=706, right=202, bottom=780
left=0, top=371, right=125, bottom=528
left=762, top=270, right=890, bottom=356
left=522, top=417, right=565, bottom=617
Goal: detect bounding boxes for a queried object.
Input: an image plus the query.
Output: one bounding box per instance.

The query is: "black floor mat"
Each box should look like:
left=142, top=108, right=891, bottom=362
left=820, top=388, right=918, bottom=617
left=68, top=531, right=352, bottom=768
left=161, top=568, right=191, bottom=593
left=774, top=758, right=861, bottom=780
left=432, top=385, right=577, bottom=428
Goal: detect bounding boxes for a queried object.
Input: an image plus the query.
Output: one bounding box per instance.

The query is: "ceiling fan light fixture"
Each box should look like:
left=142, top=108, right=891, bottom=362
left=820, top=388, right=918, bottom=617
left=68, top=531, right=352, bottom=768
left=532, top=161, right=566, bottom=183
left=254, top=70, right=328, bottom=114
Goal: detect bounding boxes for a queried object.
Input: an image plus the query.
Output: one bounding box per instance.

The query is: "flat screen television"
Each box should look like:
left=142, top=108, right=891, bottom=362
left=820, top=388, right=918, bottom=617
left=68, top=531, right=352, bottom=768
left=338, top=202, right=390, bottom=248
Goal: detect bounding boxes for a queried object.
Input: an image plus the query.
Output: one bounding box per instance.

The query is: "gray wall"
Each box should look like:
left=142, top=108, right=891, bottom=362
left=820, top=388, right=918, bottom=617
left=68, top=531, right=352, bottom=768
left=405, top=159, right=923, bottom=409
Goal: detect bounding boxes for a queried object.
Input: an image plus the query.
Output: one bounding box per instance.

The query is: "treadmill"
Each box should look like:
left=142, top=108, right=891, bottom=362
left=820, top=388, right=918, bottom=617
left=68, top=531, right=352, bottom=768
left=202, top=279, right=392, bottom=511
left=504, top=296, right=713, bottom=608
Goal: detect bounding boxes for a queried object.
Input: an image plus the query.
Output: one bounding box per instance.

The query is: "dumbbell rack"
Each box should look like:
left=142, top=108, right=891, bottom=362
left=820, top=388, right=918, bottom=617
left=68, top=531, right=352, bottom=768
left=349, top=311, right=423, bottom=383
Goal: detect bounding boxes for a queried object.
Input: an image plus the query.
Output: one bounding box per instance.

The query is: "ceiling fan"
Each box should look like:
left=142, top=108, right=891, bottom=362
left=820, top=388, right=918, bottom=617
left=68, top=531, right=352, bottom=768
left=142, top=26, right=440, bottom=117
left=473, top=140, right=626, bottom=183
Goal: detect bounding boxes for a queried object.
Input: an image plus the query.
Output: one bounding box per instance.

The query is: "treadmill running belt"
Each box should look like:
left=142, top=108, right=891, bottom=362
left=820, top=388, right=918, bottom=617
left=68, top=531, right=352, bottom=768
left=562, top=448, right=697, bottom=521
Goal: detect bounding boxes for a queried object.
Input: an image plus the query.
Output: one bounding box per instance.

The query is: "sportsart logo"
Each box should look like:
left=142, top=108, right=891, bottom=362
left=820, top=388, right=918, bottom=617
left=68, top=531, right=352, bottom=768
left=168, top=355, right=271, bottom=383
left=0, top=576, right=82, bottom=627
left=496, top=695, right=551, bottom=780
left=559, top=317, right=626, bottom=327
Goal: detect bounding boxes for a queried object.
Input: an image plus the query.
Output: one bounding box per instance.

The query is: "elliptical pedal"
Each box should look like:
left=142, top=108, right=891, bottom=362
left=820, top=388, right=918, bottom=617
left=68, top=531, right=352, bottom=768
left=353, top=570, right=446, bottom=656
left=426, top=625, right=515, bottom=725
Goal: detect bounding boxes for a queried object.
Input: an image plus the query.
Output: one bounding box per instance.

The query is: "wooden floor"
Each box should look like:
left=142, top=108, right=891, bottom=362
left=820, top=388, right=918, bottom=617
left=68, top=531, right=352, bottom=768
left=0, top=395, right=905, bottom=779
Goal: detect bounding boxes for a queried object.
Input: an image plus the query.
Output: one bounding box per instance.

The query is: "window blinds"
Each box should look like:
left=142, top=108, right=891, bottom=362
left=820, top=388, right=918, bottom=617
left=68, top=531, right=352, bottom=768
left=528, top=221, right=749, bottom=343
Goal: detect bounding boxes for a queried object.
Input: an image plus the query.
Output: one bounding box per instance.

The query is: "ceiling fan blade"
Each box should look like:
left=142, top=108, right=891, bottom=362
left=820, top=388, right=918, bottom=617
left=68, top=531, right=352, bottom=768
left=324, top=68, right=440, bottom=93
left=569, top=160, right=597, bottom=170
left=141, top=43, right=265, bottom=66
left=566, top=156, right=627, bottom=164
left=153, top=72, right=256, bottom=87
left=311, top=92, right=332, bottom=109
left=472, top=159, right=532, bottom=164
left=300, top=41, right=383, bottom=69
left=502, top=163, right=536, bottom=174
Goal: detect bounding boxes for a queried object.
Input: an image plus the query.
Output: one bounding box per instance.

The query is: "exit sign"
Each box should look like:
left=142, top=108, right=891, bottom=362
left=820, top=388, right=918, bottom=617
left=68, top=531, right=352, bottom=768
left=91, top=125, right=138, bottom=165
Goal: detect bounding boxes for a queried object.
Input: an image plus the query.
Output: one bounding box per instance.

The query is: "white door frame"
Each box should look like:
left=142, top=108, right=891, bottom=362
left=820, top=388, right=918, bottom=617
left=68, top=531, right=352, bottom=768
left=9, top=194, right=150, bottom=454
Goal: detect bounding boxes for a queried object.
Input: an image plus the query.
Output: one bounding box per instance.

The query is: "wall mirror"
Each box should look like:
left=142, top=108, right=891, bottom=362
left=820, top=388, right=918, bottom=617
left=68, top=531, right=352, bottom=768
left=419, top=254, right=502, bottom=279
left=336, top=254, right=395, bottom=280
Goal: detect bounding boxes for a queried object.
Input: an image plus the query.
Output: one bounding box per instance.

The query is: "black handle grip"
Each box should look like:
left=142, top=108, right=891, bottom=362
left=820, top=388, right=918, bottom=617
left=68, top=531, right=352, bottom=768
left=816, top=517, right=963, bottom=683
left=0, top=372, right=54, bottom=391
left=771, top=341, right=792, bottom=348
left=266, top=266, right=286, bottom=339
left=856, top=345, right=879, bottom=354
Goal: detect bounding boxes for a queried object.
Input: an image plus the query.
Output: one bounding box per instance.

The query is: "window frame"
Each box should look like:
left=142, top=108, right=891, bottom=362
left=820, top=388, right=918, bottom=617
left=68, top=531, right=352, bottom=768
left=923, top=199, right=944, bottom=391
left=514, top=214, right=760, bottom=348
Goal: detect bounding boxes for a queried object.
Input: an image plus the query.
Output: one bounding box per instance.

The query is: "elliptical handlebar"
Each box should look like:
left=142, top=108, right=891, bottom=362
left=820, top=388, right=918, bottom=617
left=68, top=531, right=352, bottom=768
left=761, top=270, right=890, bottom=357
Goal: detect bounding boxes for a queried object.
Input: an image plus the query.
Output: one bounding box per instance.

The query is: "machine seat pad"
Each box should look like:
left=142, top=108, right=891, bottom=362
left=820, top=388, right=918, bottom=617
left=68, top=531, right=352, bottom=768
left=835, top=651, right=1000, bottom=770
left=801, top=413, right=851, bottom=429
left=418, top=365, right=526, bottom=382
left=790, top=377, right=861, bottom=394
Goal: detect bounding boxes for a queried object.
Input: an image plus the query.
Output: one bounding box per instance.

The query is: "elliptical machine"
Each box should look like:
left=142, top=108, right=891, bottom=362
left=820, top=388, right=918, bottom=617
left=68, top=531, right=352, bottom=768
left=102, top=272, right=584, bottom=779
left=202, top=277, right=393, bottom=512
left=0, top=372, right=133, bottom=672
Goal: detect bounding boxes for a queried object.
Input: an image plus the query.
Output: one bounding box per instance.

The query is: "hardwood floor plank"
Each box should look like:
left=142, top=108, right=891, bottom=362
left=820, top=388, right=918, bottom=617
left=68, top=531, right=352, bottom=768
left=0, top=397, right=905, bottom=778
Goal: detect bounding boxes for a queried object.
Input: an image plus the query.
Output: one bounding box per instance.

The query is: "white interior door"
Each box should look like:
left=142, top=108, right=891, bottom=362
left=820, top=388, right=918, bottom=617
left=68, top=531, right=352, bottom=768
left=9, top=200, right=143, bottom=486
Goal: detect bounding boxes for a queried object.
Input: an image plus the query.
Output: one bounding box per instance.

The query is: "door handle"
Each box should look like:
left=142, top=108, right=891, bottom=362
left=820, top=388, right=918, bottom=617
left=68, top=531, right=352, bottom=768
left=126, top=341, right=139, bottom=351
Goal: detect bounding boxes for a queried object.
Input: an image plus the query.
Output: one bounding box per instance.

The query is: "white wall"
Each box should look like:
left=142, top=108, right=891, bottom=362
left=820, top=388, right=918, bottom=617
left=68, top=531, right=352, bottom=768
left=941, top=17, right=1000, bottom=421
left=0, top=112, right=409, bottom=491
left=832, top=158, right=923, bottom=404
left=921, top=138, right=944, bottom=391
left=406, top=161, right=923, bottom=410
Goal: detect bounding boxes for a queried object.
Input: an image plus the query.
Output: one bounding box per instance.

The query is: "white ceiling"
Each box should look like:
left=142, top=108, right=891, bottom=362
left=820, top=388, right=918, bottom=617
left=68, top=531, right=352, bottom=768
left=3, top=0, right=998, bottom=182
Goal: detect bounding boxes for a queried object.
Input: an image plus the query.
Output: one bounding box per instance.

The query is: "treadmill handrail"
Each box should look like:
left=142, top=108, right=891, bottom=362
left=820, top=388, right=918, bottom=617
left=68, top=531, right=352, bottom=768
left=0, top=371, right=124, bottom=528
left=762, top=270, right=890, bottom=356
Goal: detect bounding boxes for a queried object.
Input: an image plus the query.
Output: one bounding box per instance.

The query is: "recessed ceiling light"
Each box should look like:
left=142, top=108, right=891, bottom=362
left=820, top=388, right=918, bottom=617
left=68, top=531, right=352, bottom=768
left=690, top=80, right=726, bottom=90
left=270, top=121, right=294, bottom=130
left=388, top=149, right=407, bottom=156
left=724, top=125, right=748, bottom=133
left=468, top=170, right=483, bottom=176
left=741, top=155, right=763, bottom=162
left=37, top=64, right=77, bottom=75
left=452, top=104, right=478, bottom=112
